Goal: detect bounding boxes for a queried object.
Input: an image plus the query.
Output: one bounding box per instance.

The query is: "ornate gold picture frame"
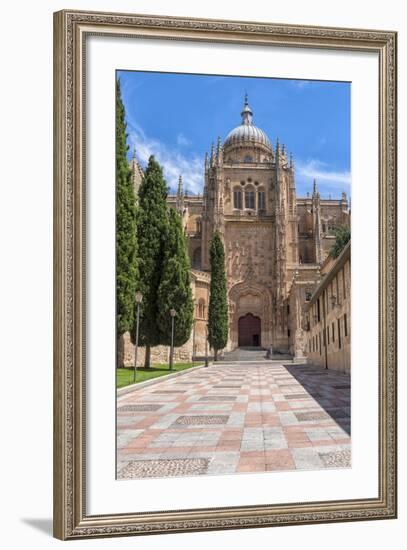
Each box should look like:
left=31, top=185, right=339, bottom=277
left=53, top=9, right=397, bottom=540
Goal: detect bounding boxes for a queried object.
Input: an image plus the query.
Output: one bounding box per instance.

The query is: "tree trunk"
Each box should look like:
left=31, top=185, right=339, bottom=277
left=117, top=334, right=125, bottom=368
left=144, top=344, right=151, bottom=368
left=214, top=348, right=218, bottom=362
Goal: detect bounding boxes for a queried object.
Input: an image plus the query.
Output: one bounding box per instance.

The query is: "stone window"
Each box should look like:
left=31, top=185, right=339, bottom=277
left=233, top=188, right=242, bottom=209
left=335, top=274, right=340, bottom=301
left=338, top=318, right=342, bottom=349
left=198, top=299, right=206, bottom=319
left=258, top=190, right=266, bottom=210
left=332, top=322, right=335, bottom=343
left=245, top=189, right=255, bottom=209
left=343, top=265, right=347, bottom=299
left=344, top=313, right=348, bottom=337
left=244, top=155, right=253, bottom=163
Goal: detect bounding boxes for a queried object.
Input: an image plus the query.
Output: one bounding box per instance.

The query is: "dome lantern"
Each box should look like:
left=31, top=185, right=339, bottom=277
left=241, top=93, right=253, bottom=125
left=223, top=94, right=273, bottom=155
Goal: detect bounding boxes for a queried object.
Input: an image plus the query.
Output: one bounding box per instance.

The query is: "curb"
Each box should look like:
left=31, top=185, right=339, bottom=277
left=216, top=360, right=308, bottom=366
left=116, top=363, right=211, bottom=397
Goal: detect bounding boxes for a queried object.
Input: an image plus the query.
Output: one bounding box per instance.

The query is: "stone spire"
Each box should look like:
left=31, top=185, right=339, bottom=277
left=341, top=190, right=349, bottom=212
left=176, top=174, right=184, bottom=214
left=210, top=142, right=215, bottom=167
left=177, top=174, right=183, bottom=195
left=312, top=178, right=317, bottom=197
left=312, top=179, right=323, bottom=263
left=129, top=146, right=143, bottom=200
left=276, top=137, right=280, bottom=156
left=216, top=136, right=223, bottom=166
left=204, top=151, right=209, bottom=172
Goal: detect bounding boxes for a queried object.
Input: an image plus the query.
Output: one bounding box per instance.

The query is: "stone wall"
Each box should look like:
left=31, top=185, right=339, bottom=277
left=287, top=266, right=320, bottom=360
left=305, top=243, right=351, bottom=373
left=117, top=331, right=193, bottom=368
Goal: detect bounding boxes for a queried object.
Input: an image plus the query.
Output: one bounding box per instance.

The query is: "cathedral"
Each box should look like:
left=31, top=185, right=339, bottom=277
left=127, top=95, right=350, bottom=365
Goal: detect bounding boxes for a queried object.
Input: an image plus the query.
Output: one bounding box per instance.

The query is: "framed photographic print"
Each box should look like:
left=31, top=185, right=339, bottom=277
left=53, top=9, right=397, bottom=540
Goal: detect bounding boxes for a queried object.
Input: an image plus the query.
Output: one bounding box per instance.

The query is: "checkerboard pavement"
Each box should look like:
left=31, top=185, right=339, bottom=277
left=117, top=362, right=351, bottom=479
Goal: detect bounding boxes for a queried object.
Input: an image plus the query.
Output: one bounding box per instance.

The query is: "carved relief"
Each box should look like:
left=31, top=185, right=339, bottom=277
left=225, top=223, right=274, bottom=286
left=238, top=292, right=261, bottom=311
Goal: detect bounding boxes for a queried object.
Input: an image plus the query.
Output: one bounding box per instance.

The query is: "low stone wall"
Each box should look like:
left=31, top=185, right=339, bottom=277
left=117, top=331, right=193, bottom=368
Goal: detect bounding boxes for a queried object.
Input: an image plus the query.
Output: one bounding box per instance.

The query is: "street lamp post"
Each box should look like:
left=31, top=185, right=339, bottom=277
left=133, top=291, right=143, bottom=384
left=205, top=323, right=209, bottom=367
left=192, top=319, right=196, bottom=361
left=169, top=308, right=177, bottom=370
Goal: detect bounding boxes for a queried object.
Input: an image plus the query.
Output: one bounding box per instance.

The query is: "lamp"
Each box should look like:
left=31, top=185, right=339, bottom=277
left=133, top=291, right=143, bottom=383
left=169, top=309, right=177, bottom=370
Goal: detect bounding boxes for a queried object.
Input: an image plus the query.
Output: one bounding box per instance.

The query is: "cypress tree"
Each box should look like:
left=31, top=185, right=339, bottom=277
left=330, top=224, right=351, bottom=258
left=116, top=78, right=138, bottom=337
left=208, top=231, right=228, bottom=360
left=136, top=155, right=168, bottom=367
left=157, top=208, right=194, bottom=347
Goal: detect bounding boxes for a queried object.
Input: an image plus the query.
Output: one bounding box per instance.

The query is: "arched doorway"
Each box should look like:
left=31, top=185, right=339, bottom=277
left=238, top=313, right=261, bottom=347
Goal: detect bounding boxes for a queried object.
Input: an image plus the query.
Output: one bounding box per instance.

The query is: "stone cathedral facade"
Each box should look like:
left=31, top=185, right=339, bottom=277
left=123, top=96, right=350, bottom=366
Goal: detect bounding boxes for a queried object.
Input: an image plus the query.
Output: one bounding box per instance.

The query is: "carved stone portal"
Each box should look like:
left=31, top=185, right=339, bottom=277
left=228, top=282, right=272, bottom=350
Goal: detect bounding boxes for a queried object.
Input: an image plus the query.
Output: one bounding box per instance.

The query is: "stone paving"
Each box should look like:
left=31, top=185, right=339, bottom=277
left=117, top=362, right=351, bottom=480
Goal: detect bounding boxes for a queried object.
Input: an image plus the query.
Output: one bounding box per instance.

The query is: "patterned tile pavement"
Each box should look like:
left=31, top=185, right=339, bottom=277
left=117, top=362, right=351, bottom=479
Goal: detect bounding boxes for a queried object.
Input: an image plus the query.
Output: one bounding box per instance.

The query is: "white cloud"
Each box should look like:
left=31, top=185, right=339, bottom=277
left=126, top=119, right=204, bottom=195
left=176, top=133, right=190, bottom=147
left=296, top=159, right=351, bottom=197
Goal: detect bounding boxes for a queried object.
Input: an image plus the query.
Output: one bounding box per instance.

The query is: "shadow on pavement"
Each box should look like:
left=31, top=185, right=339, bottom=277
left=284, top=363, right=351, bottom=435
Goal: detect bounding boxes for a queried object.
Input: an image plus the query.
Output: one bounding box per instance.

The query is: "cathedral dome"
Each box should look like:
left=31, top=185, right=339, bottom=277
left=223, top=95, right=272, bottom=153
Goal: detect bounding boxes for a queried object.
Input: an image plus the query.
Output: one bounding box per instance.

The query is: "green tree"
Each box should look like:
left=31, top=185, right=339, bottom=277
left=116, top=78, right=138, bottom=337
left=208, top=231, right=228, bottom=361
left=157, top=208, right=194, bottom=346
left=136, top=155, right=168, bottom=367
left=330, top=224, right=351, bottom=258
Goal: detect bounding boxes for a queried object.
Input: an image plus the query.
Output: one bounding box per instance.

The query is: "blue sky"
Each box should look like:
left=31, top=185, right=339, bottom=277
left=118, top=70, right=350, bottom=198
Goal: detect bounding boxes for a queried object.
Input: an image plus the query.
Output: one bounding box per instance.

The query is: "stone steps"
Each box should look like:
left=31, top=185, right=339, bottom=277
left=219, top=347, right=293, bottom=362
